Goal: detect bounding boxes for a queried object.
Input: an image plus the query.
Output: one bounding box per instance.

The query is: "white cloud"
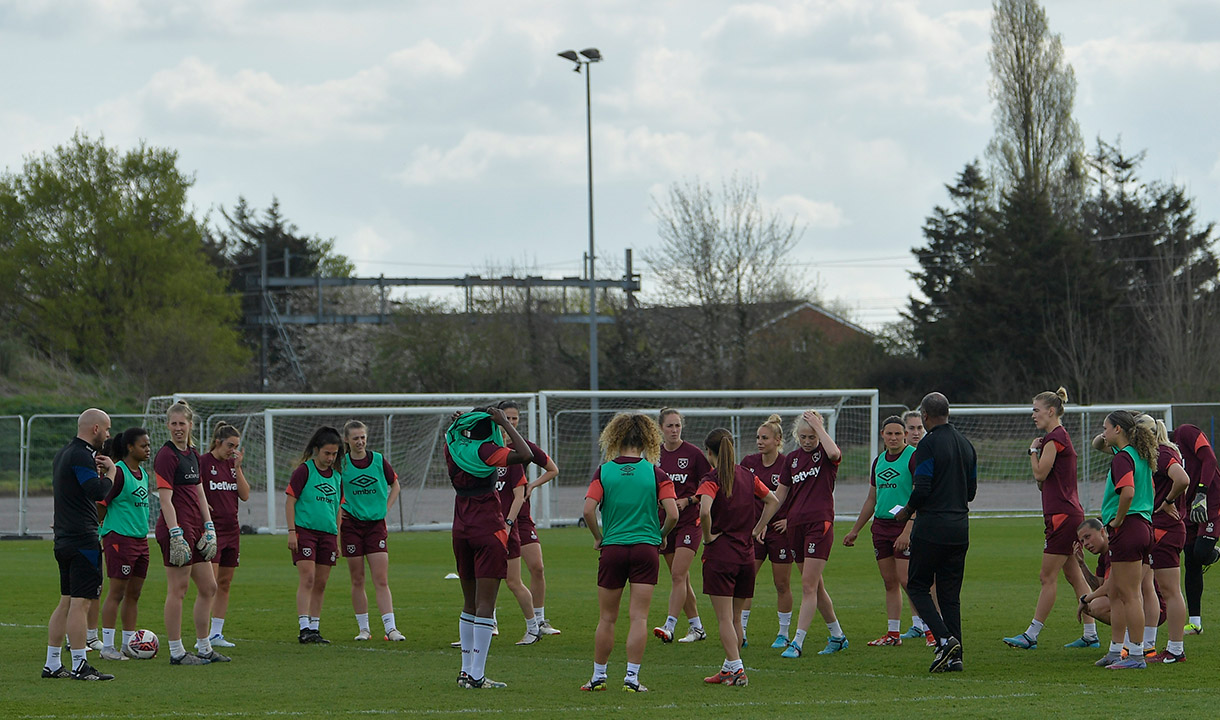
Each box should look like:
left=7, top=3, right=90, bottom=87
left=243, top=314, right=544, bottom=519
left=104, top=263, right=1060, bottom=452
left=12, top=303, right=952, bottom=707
left=771, top=193, right=847, bottom=229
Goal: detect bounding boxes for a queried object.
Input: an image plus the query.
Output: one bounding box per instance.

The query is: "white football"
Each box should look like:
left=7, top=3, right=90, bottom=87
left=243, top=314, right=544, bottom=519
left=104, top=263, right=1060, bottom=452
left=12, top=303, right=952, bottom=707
left=128, top=629, right=159, bottom=659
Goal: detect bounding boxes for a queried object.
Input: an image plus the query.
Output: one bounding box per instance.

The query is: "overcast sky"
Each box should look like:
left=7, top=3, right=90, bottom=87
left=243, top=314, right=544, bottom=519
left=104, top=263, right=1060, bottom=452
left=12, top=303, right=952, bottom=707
left=2, top=0, right=1217, bottom=329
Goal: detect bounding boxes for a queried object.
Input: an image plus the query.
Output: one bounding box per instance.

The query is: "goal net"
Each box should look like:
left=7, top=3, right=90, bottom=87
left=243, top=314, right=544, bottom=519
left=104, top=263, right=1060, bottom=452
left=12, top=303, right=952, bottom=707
left=144, top=394, right=537, bottom=532
left=538, top=390, right=880, bottom=524
left=950, top=404, right=1174, bottom=515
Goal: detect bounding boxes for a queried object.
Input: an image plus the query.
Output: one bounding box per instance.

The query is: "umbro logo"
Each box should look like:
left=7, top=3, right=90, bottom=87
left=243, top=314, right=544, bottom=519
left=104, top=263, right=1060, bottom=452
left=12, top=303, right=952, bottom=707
left=315, top=483, right=336, bottom=495
left=348, top=475, right=378, bottom=489
left=133, top=486, right=148, bottom=499
left=877, top=468, right=901, bottom=483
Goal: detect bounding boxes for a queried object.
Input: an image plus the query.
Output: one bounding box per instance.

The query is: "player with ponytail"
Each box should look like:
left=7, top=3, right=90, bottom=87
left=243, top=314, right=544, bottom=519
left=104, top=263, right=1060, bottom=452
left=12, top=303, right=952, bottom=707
left=696, top=428, right=779, bottom=686
left=96, top=428, right=152, bottom=661
left=772, top=410, right=848, bottom=658
left=1148, top=420, right=1190, bottom=662
left=1087, top=411, right=1157, bottom=669
left=844, top=415, right=916, bottom=647
left=285, top=426, right=345, bottom=644
left=1169, top=423, right=1220, bottom=636
left=739, top=414, right=792, bottom=648
left=200, top=422, right=249, bottom=649
left=1003, top=387, right=1096, bottom=650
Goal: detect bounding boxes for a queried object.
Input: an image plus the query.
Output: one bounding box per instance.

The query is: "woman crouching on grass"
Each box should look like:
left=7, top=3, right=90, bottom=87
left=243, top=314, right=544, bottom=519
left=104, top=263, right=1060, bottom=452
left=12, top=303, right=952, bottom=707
left=286, top=427, right=344, bottom=644
left=581, top=413, right=678, bottom=693
left=697, top=428, right=780, bottom=687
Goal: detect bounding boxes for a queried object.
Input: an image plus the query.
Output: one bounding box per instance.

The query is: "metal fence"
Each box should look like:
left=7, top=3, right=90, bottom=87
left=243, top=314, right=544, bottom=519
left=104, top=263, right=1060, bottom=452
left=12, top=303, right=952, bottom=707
left=0, top=415, right=25, bottom=537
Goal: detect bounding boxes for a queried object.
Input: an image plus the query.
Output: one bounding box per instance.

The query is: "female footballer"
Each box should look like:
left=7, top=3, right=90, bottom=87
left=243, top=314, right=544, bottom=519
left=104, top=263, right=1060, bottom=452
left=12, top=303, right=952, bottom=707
left=739, top=414, right=791, bottom=649
left=200, top=422, right=249, bottom=649
left=286, top=427, right=345, bottom=645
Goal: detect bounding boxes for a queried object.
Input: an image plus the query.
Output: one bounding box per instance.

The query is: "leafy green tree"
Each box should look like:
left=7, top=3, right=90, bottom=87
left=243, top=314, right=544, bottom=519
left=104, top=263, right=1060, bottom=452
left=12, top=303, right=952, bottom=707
left=0, top=132, right=248, bottom=393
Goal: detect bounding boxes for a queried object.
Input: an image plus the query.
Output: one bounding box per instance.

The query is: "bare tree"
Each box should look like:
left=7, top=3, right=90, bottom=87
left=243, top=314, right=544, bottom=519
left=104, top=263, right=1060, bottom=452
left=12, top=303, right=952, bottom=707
left=987, top=0, right=1084, bottom=207
left=644, top=175, right=808, bottom=388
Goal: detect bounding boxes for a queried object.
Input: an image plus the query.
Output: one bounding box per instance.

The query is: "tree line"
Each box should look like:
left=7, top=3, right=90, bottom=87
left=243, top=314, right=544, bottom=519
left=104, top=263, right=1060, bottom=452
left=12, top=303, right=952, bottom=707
left=1, top=0, right=1215, bottom=406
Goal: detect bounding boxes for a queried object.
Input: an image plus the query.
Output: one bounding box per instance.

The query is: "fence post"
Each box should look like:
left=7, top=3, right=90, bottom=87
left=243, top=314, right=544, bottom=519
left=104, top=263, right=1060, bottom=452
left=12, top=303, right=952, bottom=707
left=264, top=411, right=276, bottom=532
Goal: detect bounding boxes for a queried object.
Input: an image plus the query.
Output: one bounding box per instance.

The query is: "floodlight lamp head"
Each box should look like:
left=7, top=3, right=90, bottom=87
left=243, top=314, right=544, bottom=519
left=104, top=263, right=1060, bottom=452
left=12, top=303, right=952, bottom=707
left=579, top=48, right=602, bottom=61
left=557, top=50, right=579, bottom=62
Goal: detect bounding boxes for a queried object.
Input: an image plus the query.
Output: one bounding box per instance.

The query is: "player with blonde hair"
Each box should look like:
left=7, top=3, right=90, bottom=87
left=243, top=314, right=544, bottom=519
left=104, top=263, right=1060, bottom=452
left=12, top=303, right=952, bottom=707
left=739, top=414, right=792, bottom=648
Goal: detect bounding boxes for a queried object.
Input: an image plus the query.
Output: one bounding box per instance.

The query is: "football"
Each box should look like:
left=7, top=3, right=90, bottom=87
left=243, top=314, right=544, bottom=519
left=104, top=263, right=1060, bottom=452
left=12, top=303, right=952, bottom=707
left=127, top=629, right=159, bottom=659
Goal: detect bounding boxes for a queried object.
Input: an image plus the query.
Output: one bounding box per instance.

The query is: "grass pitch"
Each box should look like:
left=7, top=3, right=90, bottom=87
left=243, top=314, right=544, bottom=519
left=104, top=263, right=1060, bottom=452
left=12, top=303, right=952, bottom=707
left=3, top=519, right=1216, bottom=719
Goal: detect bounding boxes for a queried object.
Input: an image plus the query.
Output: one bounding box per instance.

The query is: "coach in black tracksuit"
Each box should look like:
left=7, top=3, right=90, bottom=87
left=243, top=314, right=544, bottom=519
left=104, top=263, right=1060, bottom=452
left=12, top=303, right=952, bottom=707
left=895, top=392, right=977, bottom=673
left=42, top=409, right=117, bottom=681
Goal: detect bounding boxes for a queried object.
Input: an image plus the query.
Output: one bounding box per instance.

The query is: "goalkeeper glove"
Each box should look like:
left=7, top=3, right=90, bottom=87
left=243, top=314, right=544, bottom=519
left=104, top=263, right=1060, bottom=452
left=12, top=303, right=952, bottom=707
left=168, top=526, right=192, bottom=566
left=1190, top=492, right=1208, bottom=524
left=198, top=521, right=218, bottom=562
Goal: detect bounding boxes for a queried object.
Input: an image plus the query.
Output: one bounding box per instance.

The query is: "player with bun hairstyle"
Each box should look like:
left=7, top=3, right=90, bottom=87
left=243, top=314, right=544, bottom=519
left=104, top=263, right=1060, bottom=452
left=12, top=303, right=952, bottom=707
left=1003, top=388, right=1096, bottom=650
left=447, top=406, right=533, bottom=690
left=154, top=401, right=228, bottom=665
left=697, top=428, right=780, bottom=686
left=844, top=416, right=916, bottom=647
left=581, top=413, right=678, bottom=693
left=96, top=428, right=152, bottom=662
left=1147, top=420, right=1190, bottom=662
left=200, top=421, right=249, bottom=650
left=739, top=414, right=792, bottom=649
left=771, top=410, right=847, bottom=658
left=1169, top=423, right=1220, bottom=636
left=338, top=420, right=403, bottom=642
left=1088, top=411, right=1157, bottom=669
left=903, top=410, right=925, bottom=447
left=286, top=426, right=345, bottom=645
left=498, top=401, right=563, bottom=636
left=652, top=408, right=713, bottom=645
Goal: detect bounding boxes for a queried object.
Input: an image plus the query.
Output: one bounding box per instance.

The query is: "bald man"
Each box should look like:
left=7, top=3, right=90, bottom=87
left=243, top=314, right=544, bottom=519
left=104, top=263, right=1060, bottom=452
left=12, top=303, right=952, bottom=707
left=895, top=392, right=977, bottom=673
left=43, top=409, right=118, bottom=681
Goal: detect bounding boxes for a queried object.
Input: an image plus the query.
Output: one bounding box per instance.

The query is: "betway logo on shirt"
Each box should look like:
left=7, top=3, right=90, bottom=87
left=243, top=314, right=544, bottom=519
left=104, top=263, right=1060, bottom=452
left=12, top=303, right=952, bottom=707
left=790, top=465, right=822, bottom=484
left=209, top=480, right=238, bottom=492
left=668, top=473, right=689, bottom=484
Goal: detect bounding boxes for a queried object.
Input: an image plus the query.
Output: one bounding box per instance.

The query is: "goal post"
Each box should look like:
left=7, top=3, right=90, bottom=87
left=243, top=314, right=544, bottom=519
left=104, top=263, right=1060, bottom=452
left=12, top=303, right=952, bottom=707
left=538, top=389, right=880, bottom=526
left=950, top=404, right=1173, bottom=515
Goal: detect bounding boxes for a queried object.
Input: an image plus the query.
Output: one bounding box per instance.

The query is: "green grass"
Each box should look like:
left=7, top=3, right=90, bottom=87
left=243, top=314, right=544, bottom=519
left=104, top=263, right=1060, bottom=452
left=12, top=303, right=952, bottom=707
left=2, top=519, right=1216, bottom=719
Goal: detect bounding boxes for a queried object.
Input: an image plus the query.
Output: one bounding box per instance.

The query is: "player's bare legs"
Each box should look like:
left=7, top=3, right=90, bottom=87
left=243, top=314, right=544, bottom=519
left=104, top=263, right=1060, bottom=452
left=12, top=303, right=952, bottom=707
left=211, top=564, right=235, bottom=631
left=164, top=565, right=191, bottom=646
left=625, top=582, right=654, bottom=664
left=348, top=556, right=369, bottom=616
left=366, top=552, right=393, bottom=618
left=792, top=557, right=826, bottom=649
left=1154, top=565, right=1186, bottom=658
left=877, top=556, right=902, bottom=628
left=664, top=547, right=699, bottom=620
left=593, top=586, right=623, bottom=664
left=505, top=556, right=537, bottom=643
left=521, top=543, right=547, bottom=608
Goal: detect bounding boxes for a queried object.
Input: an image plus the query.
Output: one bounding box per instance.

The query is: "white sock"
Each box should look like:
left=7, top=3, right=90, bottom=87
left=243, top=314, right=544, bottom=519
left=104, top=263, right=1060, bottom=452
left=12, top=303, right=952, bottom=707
left=1124, top=640, right=1142, bottom=657
left=664, top=615, right=677, bottom=632
left=210, top=617, right=225, bottom=638
left=721, top=658, right=731, bottom=671
left=827, top=620, right=843, bottom=638
left=592, top=661, right=608, bottom=680
left=470, top=616, right=495, bottom=680
left=778, top=611, right=792, bottom=636
left=912, top=615, right=926, bottom=631
left=46, top=645, right=61, bottom=669
left=625, top=661, right=641, bottom=682
left=356, top=613, right=370, bottom=632
left=121, top=630, right=134, bottom=647
left=169, top=639, right=186, bottom=658
left=1143, top=626, right=1157, bottom=650
left=888, top=619, right=901, bottom=633
left=1026, top=618, right=1044, bottom=640
left=1109, top=641, right=1123, bottom=653
left=71, top=648, right=87, bottom=671
left=309, top=616, right=320, bottom=632
left=196, top=636, right=212, bottom=655
left=1167, top=639, right=1184, bottom=654
left=794, top=628, right=808, bottom=647
left=1123, top=630, right=1130, bottom=644
left=1082, top=622, right=1097, bottom=639
left=298, top=615, right=310, bottom=631
left=86, top=628, right=98, bottom=642
left=689, top=616, right=704, bottom=631
left=526, top=615, right=539, bottom=635
left=727, top=658, right=744, bottom=672
left=1189, top=615, right=1202, bottom=627
left=459, top=613, right=475, bottom=675
left=381, top=613, right=396, bottom=634
left=741, top=609, right=751, bottom=630
left=535, top=607, right=546, bottom=622
left=102, top=628, right=115, bottom=649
